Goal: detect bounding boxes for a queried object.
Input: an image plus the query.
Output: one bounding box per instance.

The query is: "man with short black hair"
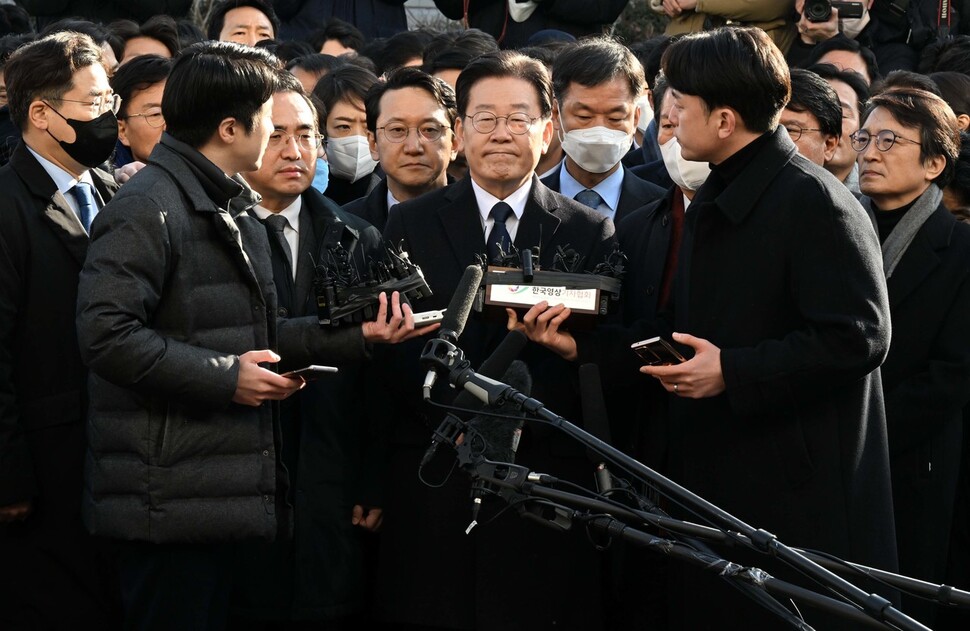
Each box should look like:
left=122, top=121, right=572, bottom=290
left=111, top=53, right=171, bottom=167
left=514, top=27, right=897, bottom=630
left=810, top=62, right=870, bottom=193
left=207, top=0, right=279, bottom=47
left=541, top=37, right=665, bottom=225
left=781, top=68, right=842, bottom=166
left=0, top=30, right=120, bottom=628
left=854, top=89, right=970, bottom=627
left=344, top=67, right=457, bottom=230
left=76, top=41, right=427, bottom=630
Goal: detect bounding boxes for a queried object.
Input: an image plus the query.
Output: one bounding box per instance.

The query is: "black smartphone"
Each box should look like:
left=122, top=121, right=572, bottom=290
left=631, top=337, right=687, bottom=366
left=281, top=365, right=339, bottom=381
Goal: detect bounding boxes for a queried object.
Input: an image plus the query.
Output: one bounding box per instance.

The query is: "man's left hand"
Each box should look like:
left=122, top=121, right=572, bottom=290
left=640, top=332, right=726, bottom=398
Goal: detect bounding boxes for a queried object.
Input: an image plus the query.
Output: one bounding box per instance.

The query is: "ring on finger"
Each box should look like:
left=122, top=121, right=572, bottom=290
left=673, top=383, right=679, bottom=393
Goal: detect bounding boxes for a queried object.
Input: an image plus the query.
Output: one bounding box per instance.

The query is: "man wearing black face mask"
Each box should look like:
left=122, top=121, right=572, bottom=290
left=0, top=32, right=121, bottom=628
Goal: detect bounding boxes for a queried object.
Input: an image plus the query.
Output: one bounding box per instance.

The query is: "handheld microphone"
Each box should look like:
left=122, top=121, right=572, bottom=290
left=579, top=363, right=614, bottom=494
left=421, top=264, right=484, bottom=399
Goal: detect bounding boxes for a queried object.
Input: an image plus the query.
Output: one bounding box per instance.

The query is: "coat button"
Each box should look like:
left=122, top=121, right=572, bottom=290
left=662, top=215, right=669, bottom=227
left=262, top=450, right=269, bottom=456
left=646, top=285, right=654, bottom=295
left=263, top=495, right=270, bottom=502
left=277, top=307, right=288, bottom=317
left=253, top=305, right=260, bottom=312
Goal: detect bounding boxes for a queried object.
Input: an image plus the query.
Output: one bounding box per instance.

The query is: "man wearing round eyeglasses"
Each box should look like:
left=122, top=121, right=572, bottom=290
left=0, top=31, right=120, bottom=628
left=377, top=50, right=618, bottom=631
left=780, top=68, right=842, bottom=168
left=854, top=87, right=970, bottom=627
left=112, top=54, right=170, bottom=166
left=344, top=67, right=457, bottom=231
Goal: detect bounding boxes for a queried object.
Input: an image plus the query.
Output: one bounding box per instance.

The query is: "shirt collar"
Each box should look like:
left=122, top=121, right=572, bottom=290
left=558, top=158, right=624, bottom=213
left=25, top=143, right=97, bottom=199
left=252, top=195, right=302, bottom=231
left=471, top=176, right=532, bottom=225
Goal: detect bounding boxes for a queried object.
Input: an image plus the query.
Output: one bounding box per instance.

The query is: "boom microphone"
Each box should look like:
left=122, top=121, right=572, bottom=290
left=466, top=360, right=532, bottom=463
left=422, top=265, right=485, bottom=399
left=420, top=330, right=529, bottom=468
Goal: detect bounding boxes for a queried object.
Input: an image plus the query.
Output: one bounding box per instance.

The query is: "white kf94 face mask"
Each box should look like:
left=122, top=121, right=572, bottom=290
left=659, top=135, right=711, bottom=192
left=559, top=124, right=632, bottom=174
left=326, top=135, right=378, bottom=183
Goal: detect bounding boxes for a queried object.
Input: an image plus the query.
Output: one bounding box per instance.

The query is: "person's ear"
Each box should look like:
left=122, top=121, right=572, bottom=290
left=823, top=133, right=839, bottom=164
left=540, top=117, right=553, bottom=154
left=118, top=118, right=131, bottom=147
left=923, top=153, right=946, bottom=182
left=715, top=107, right=737, bottom=139
left=216, top=117, right=238, bottom=144
left=27, top=100, right=50, bottom=132
left=367, top=130, right=379, bottom=161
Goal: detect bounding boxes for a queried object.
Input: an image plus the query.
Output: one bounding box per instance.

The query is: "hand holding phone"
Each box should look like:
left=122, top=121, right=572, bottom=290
left=631, top=336, right=686, bottom=366
left=281, top=365, right=339, bottom=381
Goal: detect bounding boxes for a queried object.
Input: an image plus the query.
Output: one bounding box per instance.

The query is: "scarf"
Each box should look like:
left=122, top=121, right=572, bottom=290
left=861, top=184, right=943, bottom=279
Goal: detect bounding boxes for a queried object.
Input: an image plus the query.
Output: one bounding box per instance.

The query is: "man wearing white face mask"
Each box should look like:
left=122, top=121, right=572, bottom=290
left=540, top=38, right=665, bottom=225
left=312, top=63, right=382, bottom=206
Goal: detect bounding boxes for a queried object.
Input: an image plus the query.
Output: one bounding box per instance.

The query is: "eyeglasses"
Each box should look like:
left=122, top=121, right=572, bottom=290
left=378, top=123, right=447, bottom=143
left=125, top=109, right=165, bottom=128
left=57, top=93, right=122, bottom=115
left=783, top=123, right=823, bottom=141
left=850, top=129, right=921, bottom=152
left=467, top=111, right=540, bottom=135
left=266, top=132, right=325, bottom=151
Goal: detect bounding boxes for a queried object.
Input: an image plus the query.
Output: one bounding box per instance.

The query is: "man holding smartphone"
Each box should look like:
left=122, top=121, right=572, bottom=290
left=512, top=27, right=896, bottom=630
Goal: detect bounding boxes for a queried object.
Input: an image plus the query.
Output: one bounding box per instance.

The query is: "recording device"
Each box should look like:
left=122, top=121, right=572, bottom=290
left=314, top=236, right=432, bottom=327
left=281, top=365, right=339, bottom=380
left=579, top=363, right=614, bottom=494
left=413, top=309, right=446, bottom=326
left=804, top=0, right=865, bottom=21
left=420, top=265, right=485, bottom=400
left=631, top=336, right=687, bottom=366
left=478, top=244, right=627, bottom=330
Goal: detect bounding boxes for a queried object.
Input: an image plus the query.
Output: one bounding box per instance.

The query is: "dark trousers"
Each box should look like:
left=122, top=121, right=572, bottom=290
left=117, top=541, right=234, bottom=631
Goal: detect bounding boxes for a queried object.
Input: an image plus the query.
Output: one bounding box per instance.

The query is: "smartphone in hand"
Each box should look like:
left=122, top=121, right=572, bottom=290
left=281, top=365, right=339, bottom=381
left=631, top=337, right=686, bottom=366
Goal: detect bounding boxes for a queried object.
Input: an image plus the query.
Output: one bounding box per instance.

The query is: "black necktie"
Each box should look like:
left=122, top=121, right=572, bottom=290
left=263, top=214, right=294, bottom=312
left=486, top=201, right=513, bottom=263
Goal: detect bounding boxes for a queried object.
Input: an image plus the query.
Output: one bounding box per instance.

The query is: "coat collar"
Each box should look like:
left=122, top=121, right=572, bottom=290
left=711, top=127, right=798, bottom=225
left=8, top=141, right=117, bottom=266
left=886, top=201, right=954, bottom=307
left=438, top=175, right=562, bottom=265
left=150, top=133, right=245, bottom=214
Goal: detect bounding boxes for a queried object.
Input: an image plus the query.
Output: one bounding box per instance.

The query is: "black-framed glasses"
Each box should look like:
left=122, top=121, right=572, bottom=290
left=467, top=111, right=539, bottom=135
left=378, top=123, right=447, bottom=143
left=266, top=132, right=325, bottom=151
left=56, top=93, right=122, bottom=115
left=784, top=123, right=823, bottom=141
left=850, top=129, right=921, bottom=152
left=124, top=109, right=165, bottom=128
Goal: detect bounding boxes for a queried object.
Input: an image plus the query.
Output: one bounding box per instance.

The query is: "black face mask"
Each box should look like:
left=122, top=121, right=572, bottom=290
left=45, top=104, right=118, bottom=168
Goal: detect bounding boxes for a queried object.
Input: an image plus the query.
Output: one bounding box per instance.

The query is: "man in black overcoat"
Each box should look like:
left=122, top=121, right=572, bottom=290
left=0, top=32, right=121, bottom=629
left=232, top=76, right=389, bottom=625
left=513, top=27, right=899, bottom=630
left=374, top=51, right=619, bottom=631
left=855, top=88, right=970, bottom=627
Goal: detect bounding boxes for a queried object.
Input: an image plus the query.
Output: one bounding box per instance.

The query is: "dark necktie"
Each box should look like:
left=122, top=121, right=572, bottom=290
left=263, top=214, right=295, bottom=312
left=574, top=189, right=604, bottom=210
left=71, top=182, right=98, bottom=232
left=486, top=201, right=514, bottom=263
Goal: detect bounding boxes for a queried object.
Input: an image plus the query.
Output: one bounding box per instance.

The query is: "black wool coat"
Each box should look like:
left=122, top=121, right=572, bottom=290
left=876, top=200, right=970, bottom=623
left=577, top=128, right=898, bottom=629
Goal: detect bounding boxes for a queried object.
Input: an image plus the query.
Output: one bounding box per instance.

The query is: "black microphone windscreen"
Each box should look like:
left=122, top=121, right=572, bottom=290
left=439, top=264, right=484, bottom=342
left=579, top=363, right=613, bottom=460
left=452, top=330, right=528, bottom=410
left=466, top=360, right=532, bottom=463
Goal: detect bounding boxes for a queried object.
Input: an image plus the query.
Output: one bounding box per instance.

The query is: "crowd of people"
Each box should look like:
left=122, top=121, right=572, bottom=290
left=0, top=1, right=968, bottom=630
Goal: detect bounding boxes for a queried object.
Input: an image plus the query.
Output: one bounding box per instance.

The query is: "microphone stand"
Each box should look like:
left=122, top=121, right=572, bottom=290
left=443, top=374, right=932, bottom=631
